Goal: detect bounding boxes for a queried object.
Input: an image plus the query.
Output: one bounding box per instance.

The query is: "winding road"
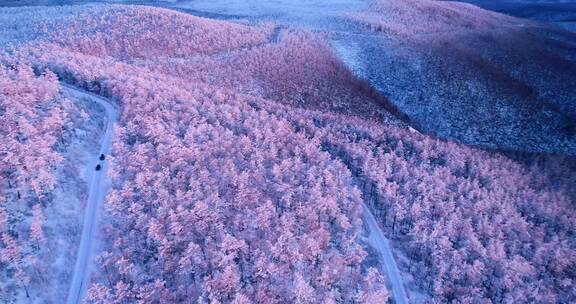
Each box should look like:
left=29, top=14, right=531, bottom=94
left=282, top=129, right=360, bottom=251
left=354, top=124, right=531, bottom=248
left=63, top=85, right=118, bottom=304
left=325, top=147, right=409, bottom=303
left=363, top=203, right=408, bottom=304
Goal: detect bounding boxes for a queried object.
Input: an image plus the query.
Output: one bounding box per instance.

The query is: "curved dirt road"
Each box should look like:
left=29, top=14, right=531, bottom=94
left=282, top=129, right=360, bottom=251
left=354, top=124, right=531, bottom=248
left=363, top=203, right=408, bottom=304
left=63, top=85, right=118, bottom=304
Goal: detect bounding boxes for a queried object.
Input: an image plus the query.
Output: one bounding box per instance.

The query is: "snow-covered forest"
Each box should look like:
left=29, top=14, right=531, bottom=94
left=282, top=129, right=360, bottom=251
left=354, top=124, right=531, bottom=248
left=0, top=1, right=574, bottom=303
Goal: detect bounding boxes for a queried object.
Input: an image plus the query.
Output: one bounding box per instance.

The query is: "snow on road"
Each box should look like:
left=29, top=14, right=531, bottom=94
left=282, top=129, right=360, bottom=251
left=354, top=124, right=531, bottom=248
left=63, top=85, right=118, bottom=304
left=363, top=203, right=408, bottom=304
left=329, top=150, right=410, bottom=303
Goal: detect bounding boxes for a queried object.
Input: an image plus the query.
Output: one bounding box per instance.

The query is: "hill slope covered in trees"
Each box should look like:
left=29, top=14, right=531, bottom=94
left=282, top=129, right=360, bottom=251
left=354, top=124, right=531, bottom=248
left=0, top=3, right=574, bottom=304
left=341, top=0, right=576, bottom=154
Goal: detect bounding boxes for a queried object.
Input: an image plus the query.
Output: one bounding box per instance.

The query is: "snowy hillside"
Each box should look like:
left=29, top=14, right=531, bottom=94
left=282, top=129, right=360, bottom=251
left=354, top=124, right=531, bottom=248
left=343, top=0, right=576, bottom=154
left=0, top=55, right=111, bottom=302
left=1, top=1, right=575, bottom=304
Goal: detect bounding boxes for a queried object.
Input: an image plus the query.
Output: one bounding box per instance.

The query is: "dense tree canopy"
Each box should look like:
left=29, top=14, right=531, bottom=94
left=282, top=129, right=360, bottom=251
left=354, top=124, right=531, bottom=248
left=1, top=4, right=574, bottom=303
